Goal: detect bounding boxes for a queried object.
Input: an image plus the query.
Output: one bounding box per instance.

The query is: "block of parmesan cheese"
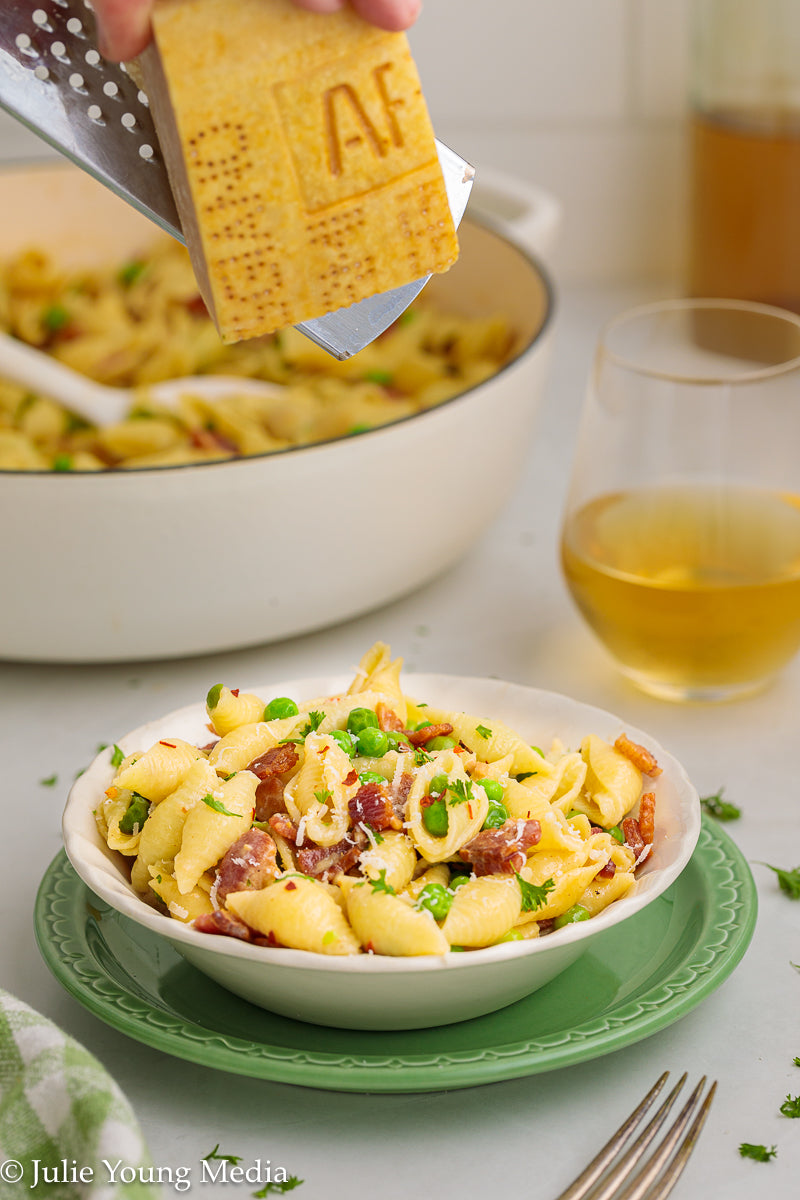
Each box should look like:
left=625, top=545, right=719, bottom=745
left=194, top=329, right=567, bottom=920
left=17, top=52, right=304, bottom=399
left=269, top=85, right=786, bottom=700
left=136, top=0, right=459, bottom=343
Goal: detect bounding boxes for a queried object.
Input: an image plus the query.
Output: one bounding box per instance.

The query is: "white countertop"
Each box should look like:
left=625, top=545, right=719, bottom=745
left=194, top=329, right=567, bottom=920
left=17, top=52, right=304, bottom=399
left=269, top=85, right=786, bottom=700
left=2, top=283, right=797, bottom=1199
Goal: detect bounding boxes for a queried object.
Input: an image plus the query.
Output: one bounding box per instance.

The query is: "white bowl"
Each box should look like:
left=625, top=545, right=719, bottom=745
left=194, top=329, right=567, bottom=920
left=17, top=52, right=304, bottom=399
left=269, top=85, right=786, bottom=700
left=0, top=163, right=559, bottom=663
left=62, top=673, right=701, bottom=1030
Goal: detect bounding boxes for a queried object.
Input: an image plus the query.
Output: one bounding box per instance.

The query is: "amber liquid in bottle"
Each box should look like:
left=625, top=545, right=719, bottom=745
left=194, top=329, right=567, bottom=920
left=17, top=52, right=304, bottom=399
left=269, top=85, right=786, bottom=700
left=689, top=109, right=800, bottom=313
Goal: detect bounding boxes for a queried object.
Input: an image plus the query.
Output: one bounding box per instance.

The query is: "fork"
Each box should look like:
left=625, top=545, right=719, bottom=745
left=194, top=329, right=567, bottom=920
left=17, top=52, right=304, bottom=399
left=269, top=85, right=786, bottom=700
left=554, top=1072, right=717, bottom=1200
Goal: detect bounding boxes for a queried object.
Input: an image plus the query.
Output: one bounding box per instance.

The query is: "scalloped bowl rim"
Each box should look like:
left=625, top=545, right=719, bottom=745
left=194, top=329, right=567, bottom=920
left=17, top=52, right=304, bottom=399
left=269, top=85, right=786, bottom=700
left=62, top=672, right=701, bottom=978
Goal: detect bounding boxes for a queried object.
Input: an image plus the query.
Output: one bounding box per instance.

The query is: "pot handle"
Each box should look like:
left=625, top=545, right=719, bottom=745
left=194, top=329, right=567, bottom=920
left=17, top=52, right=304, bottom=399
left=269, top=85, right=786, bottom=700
left=466, top=167, right=562, bottom=262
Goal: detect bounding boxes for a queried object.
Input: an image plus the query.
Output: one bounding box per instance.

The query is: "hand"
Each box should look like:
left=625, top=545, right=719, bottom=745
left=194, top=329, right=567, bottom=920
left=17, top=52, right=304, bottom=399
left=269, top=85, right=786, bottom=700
left=94, top=0, right=421, bottom=62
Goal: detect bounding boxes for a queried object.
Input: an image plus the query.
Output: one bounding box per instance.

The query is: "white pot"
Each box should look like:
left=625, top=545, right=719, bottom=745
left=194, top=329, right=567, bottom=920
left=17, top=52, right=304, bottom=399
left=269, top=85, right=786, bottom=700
left=0, top=163, right=560, bottom=662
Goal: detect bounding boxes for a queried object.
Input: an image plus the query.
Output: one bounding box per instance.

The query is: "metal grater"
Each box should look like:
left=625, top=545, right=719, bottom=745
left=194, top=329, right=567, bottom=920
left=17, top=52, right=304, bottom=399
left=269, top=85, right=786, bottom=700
left=0, top=0, right=474, bottom=359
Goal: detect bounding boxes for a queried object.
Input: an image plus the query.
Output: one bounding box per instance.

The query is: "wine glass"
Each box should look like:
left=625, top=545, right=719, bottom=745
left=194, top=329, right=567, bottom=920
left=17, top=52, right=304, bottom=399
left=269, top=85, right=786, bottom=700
left=560, top=298, right=800, bottom=701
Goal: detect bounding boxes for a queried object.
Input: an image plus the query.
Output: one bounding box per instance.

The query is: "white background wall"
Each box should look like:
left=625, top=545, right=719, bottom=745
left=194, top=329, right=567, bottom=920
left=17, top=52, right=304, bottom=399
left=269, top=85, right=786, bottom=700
left=0, top=0, right=694, bottom=284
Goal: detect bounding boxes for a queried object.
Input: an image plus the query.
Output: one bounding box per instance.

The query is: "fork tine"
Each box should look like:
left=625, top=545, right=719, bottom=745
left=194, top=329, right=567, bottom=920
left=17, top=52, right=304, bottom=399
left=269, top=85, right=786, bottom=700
left=574, top=1074, right=690, bottom=1200
left=553, top=1072, right=670, bottom=1200
left=625, top=1080, right=717, bottom=1200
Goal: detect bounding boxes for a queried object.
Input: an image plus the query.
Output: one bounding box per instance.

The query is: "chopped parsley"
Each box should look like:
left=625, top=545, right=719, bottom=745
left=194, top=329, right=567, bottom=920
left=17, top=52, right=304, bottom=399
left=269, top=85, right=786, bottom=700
left=39, top=774, right=58, bottom=787
left=364, top=368, right=393, bottom=385
left=780, top=1094, right=800, bottom=1118
left=52, top=454, right=72, bottom=472
left=738, top=1143, right=777, bottom=1162
left=515, top=771, right=538, bottom=781
left=206, top=683, right=224, bottom=709
left=363, top=824, right=385, bottom=844
left=475, top=724, right=492, bottom=740
left=252, top=1176, right=303, bottom=1197
left=759, top=862, right=800, bottom=900
left=516, top=873, right=555, bottom=913
left=118, top=259, right=148, bottom=287
left=110, top=743, right=125, bottom=768
left=447, top=778, right=474, bottom=806
left=281, top=710, right=325, bottom=744
left=794, top=1056, right=800, bottom=1067
left=314, top=788, right=332, bottom=807
left=201, top=793, right=239, bottom=817
left=118, top=794, right=149, bottom=834
left=699, top=787, right=741, bottom=821
left=367, top=869, right=396, bottom=896
left=202, top=1145, right=242, bottom=1166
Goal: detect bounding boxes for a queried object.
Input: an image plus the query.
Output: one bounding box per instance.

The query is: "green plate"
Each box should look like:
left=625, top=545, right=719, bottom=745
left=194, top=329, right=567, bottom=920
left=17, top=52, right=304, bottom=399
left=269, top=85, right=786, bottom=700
left=34, top=819, right=756, bottom=1093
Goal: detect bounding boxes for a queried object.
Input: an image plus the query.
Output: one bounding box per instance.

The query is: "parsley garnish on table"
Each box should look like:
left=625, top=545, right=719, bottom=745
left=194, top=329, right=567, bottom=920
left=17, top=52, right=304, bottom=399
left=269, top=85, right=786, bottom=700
left=780, top=1094, right=800, bottom=1118
left=202, top=1145, right=242, bottom=1166
left=758, top=862, right=800, bottom=899
left=699, top=787, right=741, bottom=821
left=738, top=1143, right=777, bottom=1162
left=253, top=1177, right=303, bottom=1197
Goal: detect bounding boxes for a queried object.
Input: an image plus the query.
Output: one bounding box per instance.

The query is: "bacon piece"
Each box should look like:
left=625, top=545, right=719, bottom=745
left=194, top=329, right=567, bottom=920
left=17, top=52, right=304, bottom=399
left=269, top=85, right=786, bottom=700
left=248, top=743, right=299, bottom=779
left=459, top=818, right=542, bottom=876
left=215, top=828, right=277, bottom=903
left=248, top=744, right=299, bottom=822
left=194, top=909, right=253, bottom=941
left=198, top=739, right=219, bottom=754
left=268, top=812, right=298, bottom=844
left=376, top=702, right=405, bottom=732
left=404, top=722, right=454, bottom=747
left=622, top=816, right=649, bottom=864
left=614, top=733, right=662, bottom=778
left=597, top=859, right=617, bottom=879
left=349, top=782, right=397, bottom=831
left=296, top=829, right=367, bottom=881
left=389, top=770, right=414, bottom=820
left=638, top=792, right=656, bottom=845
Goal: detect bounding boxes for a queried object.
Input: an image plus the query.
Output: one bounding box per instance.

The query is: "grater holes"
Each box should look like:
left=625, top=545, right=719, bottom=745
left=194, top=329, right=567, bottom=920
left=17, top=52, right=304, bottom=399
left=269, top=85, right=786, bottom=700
left=33, top=65, right=50, bottom=80
left=121, top=112, right=137, bottom=130
left=68, top=72, right=86, bottom=91
left=32, top=10, right=53, bottom=30
left=51, top=41, right=69, bottom=60
left=102, top=81, right=119, bottom=97
left=139, top=144, right=155, bottom=160
left=15, top=33, right=37, bottom=56
left=84, top=49, right=101, bottom=66
left=137, top=90, right=149, bottom=106
left=66, top=17, right=85, bottom=36
left=87, top=104, right=103, bottom=122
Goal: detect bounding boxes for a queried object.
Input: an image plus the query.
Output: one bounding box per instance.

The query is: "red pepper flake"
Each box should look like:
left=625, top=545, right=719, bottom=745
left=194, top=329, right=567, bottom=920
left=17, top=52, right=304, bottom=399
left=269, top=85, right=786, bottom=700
left=266, top=930, right=280, bottom=946
left=344, top=769, right=358, bottom=786
left=284, top=880, right=297, bottom=891
left=159, top=740, right=177, bottom=748
left=231, top=688, right=239, bottom=697
left=467, top=803, right=474, bottom=819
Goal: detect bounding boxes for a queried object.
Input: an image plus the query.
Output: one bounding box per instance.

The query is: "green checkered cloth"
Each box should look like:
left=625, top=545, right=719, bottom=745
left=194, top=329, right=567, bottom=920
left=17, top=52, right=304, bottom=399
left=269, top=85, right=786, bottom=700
left=0, top=989, right=157, bottom=1199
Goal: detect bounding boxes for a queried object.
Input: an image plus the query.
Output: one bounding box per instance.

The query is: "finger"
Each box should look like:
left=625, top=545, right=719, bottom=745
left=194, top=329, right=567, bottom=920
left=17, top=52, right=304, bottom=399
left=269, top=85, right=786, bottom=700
left=93, top=0, right=153, bottom=61
left=348, top=0, right=421, bottom=31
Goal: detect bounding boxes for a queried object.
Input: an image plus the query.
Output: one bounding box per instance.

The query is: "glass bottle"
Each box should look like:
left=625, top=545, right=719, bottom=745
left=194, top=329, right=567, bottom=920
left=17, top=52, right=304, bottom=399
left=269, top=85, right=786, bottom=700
left=688, top=0, right=800, bottom=312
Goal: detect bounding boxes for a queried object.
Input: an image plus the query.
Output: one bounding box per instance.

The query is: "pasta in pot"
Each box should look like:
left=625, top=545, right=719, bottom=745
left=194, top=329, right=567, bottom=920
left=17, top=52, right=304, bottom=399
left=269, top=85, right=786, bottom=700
left=95, top=642, right=664, bottom=955
left=0, top=241, right=514, bottom=471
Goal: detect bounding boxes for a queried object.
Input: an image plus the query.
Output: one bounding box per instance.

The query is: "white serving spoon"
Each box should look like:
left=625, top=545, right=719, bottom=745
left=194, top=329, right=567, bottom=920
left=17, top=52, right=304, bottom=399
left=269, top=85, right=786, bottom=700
left=0, top=329, right=284, bottom=426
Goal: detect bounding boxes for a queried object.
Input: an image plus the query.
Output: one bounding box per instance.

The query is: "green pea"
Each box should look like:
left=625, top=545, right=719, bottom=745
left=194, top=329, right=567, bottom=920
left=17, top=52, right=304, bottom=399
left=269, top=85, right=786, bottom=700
left=346, top=707, right=380, bottom=735
left=264, top=696, right=299, bottom=720
left=427, top=736, right=457, bottom=751
left=553, top=904, right=591, bottom=929
left=495, top=928, right=526, bottom=943
left=482, top=798, right=510, bottom=830
left=448, top=873, right=470, bottom=890
left=477, top=778, right=505, bottom=804
left=358, top=770, right=386, bottom=785
left=356, top=726, right=389, bottom=758
left=422, top=797, right=449, bottom=837
left=330, top=729, right=356, bottom=757
left=416, top=883, right=454, bottom=920
left=608, top=825, right=625, bottom=844
left=429, top=773, right=449, bottom=796
left=385, top=730, right=411, bottom=752
left=119, top=794, right=149, bottom=834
